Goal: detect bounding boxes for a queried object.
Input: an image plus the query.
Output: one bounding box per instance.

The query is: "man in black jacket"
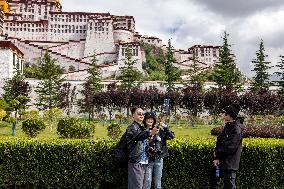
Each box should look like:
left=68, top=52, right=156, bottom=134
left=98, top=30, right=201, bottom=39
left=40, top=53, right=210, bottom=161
left=211, top=103, right=243, bottom=189
left=127, top=107, right=159, bottom=189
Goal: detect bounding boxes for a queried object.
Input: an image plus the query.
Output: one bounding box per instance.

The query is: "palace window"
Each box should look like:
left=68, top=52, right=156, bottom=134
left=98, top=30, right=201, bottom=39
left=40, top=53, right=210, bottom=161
left=201, top=48, right=204, bottom=57
left=122, top=48, right=125, bottom=56
left=213, top=49, right=217, bottom=57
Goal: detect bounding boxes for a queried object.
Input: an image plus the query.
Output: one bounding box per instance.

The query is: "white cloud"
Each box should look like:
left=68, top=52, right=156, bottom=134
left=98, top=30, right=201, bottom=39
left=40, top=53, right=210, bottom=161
left=62, top=0, right=284, bottom=78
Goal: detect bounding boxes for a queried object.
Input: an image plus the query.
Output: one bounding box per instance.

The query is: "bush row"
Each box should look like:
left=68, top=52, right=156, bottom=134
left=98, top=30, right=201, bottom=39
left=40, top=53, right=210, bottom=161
left=0, top=138, right=283, bottom=189
left=211, top=125, right=284, bottom=139
left=57, top=118, right=96, bottom=139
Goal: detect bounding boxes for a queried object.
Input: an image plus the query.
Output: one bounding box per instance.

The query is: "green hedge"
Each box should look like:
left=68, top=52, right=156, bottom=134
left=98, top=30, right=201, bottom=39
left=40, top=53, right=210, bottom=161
left=57, top=118, right=95, bottom=139
left=0, top=138, right=283, bottom=189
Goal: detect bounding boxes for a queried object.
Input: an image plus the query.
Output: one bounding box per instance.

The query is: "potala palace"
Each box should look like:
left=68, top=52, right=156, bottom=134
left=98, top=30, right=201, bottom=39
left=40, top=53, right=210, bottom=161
left=0, top=0, right=221, bottom=81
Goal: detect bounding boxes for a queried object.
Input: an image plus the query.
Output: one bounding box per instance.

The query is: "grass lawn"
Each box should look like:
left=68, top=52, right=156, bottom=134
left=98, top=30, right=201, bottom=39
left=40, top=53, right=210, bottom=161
left=0, top=121, right=218, bottom=140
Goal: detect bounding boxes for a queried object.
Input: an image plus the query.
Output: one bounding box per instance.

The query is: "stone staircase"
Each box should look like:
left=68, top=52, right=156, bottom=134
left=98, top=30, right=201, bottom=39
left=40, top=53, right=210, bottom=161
left=8, top=37, right=90, bottom=72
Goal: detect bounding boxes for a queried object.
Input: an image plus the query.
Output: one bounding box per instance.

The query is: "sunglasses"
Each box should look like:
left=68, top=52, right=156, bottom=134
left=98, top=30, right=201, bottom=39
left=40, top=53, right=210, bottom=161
left=137, top=112, right=145, bottom=116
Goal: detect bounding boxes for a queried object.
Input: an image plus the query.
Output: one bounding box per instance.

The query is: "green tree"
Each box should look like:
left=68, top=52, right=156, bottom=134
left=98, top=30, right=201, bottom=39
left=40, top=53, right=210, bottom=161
left=3, top=70, right=30, bottom=106
left=87, top=53, right=103, bottom=93
left=118, top=45, right=142, bottom=90
left=59, top=83, right=77, bottom=116
left=23, top=62, right=40, bottom=79
left=35, top=51, right=65, bottom=110
left=164, top=39, right=181, bottom=92
left=212, top=31, right=242, bottom=91
left=3, top=62, right=31, bottom=136
left=79, top=53, right=102, bottom=120
left=0, top=98, right=9, bottom=110
left=142, top=43, right=166, bottom=80
left=275, top=55, right=284, bottom=96
left=251, top=39, right=272, bottom=91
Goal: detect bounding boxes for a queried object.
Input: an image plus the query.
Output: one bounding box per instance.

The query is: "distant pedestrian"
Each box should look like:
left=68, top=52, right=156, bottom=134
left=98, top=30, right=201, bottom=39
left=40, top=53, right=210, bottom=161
left=127, top=107, right=159, bottom=189
left=210, top=103, right=243, bottom=189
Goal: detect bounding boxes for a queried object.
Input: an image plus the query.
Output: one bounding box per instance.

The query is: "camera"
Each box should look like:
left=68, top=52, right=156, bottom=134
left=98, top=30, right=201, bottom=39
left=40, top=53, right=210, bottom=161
left=147, top=135, right=162, bottom=158
left=148, top=146, right=162, bottom=157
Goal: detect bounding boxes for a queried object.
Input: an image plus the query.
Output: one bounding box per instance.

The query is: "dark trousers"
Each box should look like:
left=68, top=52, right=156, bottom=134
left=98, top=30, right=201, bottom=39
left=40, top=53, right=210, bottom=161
left=128, top=162, right=147, bottom=189
left=210, top=168, right=237, bottom=189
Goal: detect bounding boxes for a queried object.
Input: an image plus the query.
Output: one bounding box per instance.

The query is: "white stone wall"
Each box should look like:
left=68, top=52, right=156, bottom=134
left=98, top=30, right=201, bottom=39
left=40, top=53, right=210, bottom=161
left=12, top=39, right=43, bottom=63
left=81, top=52, right=118, bottom=65
left=174, top=51, right=192, bottom=65
left=48, top=13, right=88, bottom=41
left=191, top=46, right=219, bottom=67
left=117, top=43, right=143, bottom=73
left=113, top=29, right=134, bottom=43
left=48, top=41, right=85, bottom=60
left=65, top=63, right=119, bottom=80
left=3, top=21, right=48, bottom=41
left=84, top=19, right=115, bottom=57
left=0, top=48, right=22, bottom=95
left=112, top=16, right=135, bottom=32
left=10, top=0, right=61, bottom=21
left=141, top=37, right=162, bottom=47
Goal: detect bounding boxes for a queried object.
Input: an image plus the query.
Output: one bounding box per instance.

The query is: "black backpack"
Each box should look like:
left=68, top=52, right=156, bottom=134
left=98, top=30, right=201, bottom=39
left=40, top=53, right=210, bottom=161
left=114, top=132, right=128, bottom=167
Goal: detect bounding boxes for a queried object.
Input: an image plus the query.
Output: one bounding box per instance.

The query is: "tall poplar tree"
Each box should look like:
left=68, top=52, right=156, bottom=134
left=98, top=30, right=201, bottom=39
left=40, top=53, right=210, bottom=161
left=119, top=45, right=142, bottom=91
left=35, top=51, right=65, bottom=110
left=87, top=53, right=103, bottom=92
left=212, top=31, right=241, bottom=91
left=79, top=53, right=102, bottom=120
left=251, top=39, right=272, bottom=91
left=164, top=39, right=181, bottom=92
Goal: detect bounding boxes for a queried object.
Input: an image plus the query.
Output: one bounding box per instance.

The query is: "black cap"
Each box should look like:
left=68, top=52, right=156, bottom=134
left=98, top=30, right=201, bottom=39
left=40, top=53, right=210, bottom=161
left=143, top=112, right=157, bottom=126
left=223, top=103, right=241, bottom=120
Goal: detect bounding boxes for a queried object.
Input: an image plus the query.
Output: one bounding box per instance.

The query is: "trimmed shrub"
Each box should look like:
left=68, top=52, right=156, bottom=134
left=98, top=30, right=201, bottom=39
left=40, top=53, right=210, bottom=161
left=0, top=139, right=283, bottom=189
left=107, top=122, right=122, bottom=139
left=22, top=119, right=46, bottom=138
left=21, top=110, right=40, bottom=120
left=57, top=118, right=95, bottom=139
left=211, top=125, right=284, bottom=139
left=0, top=109, right=7, bottom=121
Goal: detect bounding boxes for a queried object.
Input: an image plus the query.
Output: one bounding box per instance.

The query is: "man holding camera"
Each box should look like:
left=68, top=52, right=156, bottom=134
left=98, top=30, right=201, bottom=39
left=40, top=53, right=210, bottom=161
left=211, top=103, right=243, bottom=189
left=127, top=107, right=159, bottom=189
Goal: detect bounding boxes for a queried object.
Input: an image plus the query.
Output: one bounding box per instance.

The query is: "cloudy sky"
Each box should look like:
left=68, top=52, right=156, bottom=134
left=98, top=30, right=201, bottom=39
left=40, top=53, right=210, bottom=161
left=62, top=0, right=284, bottom=78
